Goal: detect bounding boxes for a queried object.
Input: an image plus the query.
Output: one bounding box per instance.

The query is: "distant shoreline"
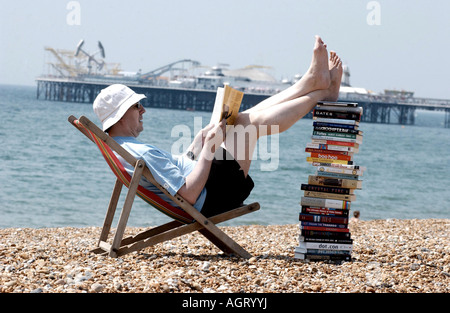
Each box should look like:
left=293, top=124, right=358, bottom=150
left=1, top=218, right=448, bottom=293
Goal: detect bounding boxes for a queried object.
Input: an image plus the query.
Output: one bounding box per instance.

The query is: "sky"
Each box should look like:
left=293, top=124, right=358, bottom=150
left=1, top=0, right=449, bottom=99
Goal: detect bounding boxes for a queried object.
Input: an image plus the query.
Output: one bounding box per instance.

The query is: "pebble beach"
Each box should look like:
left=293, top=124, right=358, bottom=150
left=0, top=219, right=448, bottom=294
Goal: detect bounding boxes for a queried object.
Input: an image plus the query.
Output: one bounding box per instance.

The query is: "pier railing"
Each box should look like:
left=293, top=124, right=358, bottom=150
left=339, top=92, right=450, bottom=110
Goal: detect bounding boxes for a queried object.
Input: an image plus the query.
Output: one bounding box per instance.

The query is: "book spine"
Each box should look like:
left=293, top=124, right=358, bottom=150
left=300, top=196, right=350, bottom=209
left=313, top=126, right=361, bottom=134
left=316, top=104, right=361, bottom=111
left=308, top=175, right=362, bottom=189
left=307, top=157, right=353, bottom=165
left=313, top=109, right=361, bottom=121
left=311, top=135, right=361, bottom=144
left=296, top=242, right=353, bottom=251
left=313, top=117, right=359, bottom=125
left=299, top=213, right=348, bottom=224
left=313, top=131, right=361, bottom=140
left=316, top=165, right=364, bottom=175
left=306, top=143, right=358, bottom=152
left=299, top=225, right=350, bottom=233
left=313, top=163, right=365, bottom=170
left=301, top=221, right=348, bottom=229
left=300, top=229, right=351, bottom=239
left=295, top=248, right=352, bottom=255
left=303, top=190, right=356, bottom=201
left=316, top=101, right=358, bottom=107
left=301, top=206, right=349, bottom=217
left=314, top=106, right=363, bottom=115
left=301, top=184, right=352, bottom=195
left=314, top=164, right=360, bottom=172
left=313, top=121, right=357, bottom=130
left=309, top=152, right=353, bottom=161
left=294, top=252, right=352, bottom=262
left=305, top=148, right=353, bottom=156
left=311, top=139, right=359, bottom=147
left=315, top=171, right=360, bottom=180
left=299, top=235, right=353, bottom=244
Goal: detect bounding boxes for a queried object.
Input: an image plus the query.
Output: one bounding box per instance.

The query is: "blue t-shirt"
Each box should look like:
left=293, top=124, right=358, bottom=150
left=113, top=136, right=206, bottom=211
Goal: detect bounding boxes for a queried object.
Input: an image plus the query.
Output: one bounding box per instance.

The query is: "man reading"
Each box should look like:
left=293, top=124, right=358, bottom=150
left=92, top=36, right=343, bottom=217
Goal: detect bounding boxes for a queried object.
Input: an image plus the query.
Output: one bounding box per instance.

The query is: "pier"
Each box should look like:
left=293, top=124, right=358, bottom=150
left=36, top=77, right=450, bottom=128
left=35, top=77, right=268, bottom=111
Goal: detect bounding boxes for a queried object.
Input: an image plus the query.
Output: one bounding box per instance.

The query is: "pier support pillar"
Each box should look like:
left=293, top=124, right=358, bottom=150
left=445, top=109, right=450, bottom=128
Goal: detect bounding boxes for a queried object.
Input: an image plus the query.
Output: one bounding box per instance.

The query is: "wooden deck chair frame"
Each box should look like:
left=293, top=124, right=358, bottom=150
left=68, top=115, right=260, bottom=259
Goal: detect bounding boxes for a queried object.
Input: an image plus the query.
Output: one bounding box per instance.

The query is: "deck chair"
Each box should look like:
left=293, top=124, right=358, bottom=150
left=68, top=115, right=260, bottom=258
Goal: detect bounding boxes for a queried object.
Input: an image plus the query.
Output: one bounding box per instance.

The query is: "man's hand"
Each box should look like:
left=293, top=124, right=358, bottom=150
left=203, top=119, right=226, bottom=159
left=186, top=119, right=227, bottom=161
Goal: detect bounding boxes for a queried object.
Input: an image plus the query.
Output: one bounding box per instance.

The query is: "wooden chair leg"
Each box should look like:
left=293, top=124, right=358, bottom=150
left=172, top=202, right=254, bottom=259
left=109, top=160, right=145, bottom=257
left=195, top=204, right=260, bottom=258
left=198, top=228, right=250, bottom=258
left=119, top=220, right=183, bottom=246
left=97, top=179, right=123, bottom=246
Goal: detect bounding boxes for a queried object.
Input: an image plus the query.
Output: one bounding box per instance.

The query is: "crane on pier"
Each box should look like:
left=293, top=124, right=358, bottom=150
left=74, top=40, right=105, bottom=74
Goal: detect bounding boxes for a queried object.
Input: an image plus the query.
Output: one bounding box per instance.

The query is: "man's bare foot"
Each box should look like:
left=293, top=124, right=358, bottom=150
left=322, top=51, right=343, bottom=101
left=293, top=35, right=331, bottom=94
left=244, top=36, right=332, bottom=113
left=306, top=36, right=331, bottom=90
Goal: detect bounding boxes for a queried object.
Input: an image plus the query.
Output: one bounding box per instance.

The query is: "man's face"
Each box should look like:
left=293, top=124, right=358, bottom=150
left=120, top=103, right=146, bottom=137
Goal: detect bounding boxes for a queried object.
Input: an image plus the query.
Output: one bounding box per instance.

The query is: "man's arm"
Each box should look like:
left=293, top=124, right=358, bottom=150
left=178, top=119, right=226, bottom=205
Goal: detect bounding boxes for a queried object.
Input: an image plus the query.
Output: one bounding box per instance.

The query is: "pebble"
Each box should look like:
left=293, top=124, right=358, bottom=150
left=55, top=279, right=65, bottom=286
left=0, top=219, right=448, bottom=293
left=113, top=281, right=123, bottom=291
left=201, top=261, right=211, bottom=271
left=91, top=283, right=105, bottom=293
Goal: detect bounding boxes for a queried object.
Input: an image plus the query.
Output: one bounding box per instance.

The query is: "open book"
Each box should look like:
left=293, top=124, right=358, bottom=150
left=209, top=85, right=244, bottom=128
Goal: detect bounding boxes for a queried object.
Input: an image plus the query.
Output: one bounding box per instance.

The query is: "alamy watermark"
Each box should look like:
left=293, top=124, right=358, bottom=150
left=66, top=1, right=81, bottom=26
left=170, top=117, right=280, bottom=172
left=366, top=1, right=381, bottom=26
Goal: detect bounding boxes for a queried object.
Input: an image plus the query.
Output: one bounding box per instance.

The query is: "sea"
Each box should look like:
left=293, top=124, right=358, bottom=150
left=1, top=84, right=449, bottom=229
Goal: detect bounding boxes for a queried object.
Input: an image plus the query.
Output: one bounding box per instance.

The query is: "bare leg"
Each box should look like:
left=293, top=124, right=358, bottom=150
left=224, top=54, right=343, bottom=176
left=246, top=36, right=331, bottom=114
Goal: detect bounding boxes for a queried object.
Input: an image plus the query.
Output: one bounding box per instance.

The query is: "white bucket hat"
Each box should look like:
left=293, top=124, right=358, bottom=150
left=93, top=84, right=147, bottom=131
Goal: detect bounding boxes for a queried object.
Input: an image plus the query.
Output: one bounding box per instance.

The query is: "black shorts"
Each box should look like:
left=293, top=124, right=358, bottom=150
left=200, top=148, right=254, bottom=217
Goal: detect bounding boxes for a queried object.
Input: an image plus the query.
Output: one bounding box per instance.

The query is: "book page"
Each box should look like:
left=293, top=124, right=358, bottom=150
left=224, top=86, right=244, bottom=126
left=210, top=87, right=225, bottom=125
left=221, top=85, right=231, bottom=121
left=209, top=85, right=244, bottom=126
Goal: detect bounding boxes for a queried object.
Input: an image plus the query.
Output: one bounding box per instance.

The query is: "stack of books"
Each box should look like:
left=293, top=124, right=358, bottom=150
left=294, top=101, right=365, bottom=263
